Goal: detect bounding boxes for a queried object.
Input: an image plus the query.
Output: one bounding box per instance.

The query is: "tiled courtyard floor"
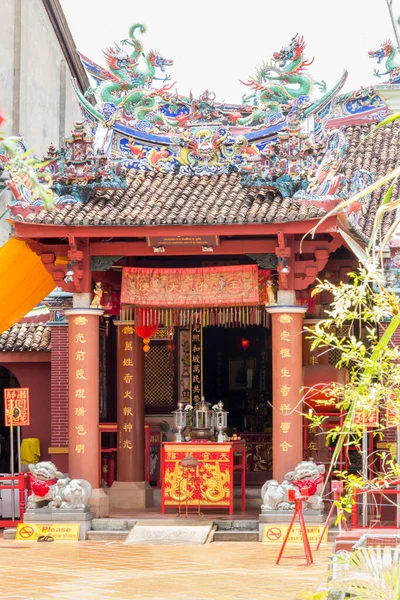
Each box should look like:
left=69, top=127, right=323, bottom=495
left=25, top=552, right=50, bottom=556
left=0, top=540, right=331, bottom=600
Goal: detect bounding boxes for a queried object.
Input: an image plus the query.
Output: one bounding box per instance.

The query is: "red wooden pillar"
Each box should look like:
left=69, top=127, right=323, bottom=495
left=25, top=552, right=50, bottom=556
left=108, top=323, right=152, bottom=510
left=267, top=305, right=307, bottom=483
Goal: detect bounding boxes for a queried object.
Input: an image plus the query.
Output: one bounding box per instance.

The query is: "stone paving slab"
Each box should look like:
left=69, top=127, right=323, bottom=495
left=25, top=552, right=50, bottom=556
left=125, top=520, right=214, bottom=545
left=0, top=539, right=331, bottom=599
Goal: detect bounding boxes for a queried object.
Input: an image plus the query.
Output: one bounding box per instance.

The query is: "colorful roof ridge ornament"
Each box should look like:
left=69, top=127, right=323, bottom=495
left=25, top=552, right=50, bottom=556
left=42, top=121, right=127, bottom=204
left=68, top=24, right=348, bottom=178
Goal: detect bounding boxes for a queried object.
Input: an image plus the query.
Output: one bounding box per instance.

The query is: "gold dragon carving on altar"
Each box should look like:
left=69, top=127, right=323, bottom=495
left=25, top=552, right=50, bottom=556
left=201, top=463, right=230, bottom=502
left=165, top=461, right=230, bottom=504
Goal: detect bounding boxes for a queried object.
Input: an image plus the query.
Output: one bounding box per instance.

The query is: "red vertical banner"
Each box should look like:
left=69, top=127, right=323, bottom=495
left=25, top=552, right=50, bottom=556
left=116, top=324, right=136, bottom=480
left=115, top=323, right=145, bottom=482
left=268, top=306, right=306, bottom=482
left=66, top=309, right=102, bottom=487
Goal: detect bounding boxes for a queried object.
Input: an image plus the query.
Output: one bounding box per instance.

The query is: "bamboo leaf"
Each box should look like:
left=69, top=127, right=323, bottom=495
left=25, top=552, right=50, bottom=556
left=368, top=178, right=397, bottom=252
left=303, top=166, right=400, bottom=242
left=381, top=214, right=400, bottom=251
left=339, top=229, right=370, bottom=267
left=371, top=112, right=400, bottom=129
left=355, top=112, right=400, bottom=150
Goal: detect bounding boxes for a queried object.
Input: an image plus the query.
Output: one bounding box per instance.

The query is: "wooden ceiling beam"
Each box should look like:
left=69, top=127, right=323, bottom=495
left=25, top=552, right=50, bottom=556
left=89, top=238, right=278, bottom=256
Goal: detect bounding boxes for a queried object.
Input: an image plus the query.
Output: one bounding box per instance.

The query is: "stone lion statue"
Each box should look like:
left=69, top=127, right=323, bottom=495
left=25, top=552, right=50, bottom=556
left=27, top=461, right=92, bottom=510
left=261, top=460, right=325, bottom=511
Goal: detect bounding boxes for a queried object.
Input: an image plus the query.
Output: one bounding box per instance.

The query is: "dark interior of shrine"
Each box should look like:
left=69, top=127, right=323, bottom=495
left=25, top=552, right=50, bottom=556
left=203, top=325, right=272, bottom=433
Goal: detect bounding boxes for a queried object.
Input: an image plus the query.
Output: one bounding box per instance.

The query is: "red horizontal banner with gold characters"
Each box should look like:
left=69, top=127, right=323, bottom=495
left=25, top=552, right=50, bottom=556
left=121, top=265, right=264, bottom=307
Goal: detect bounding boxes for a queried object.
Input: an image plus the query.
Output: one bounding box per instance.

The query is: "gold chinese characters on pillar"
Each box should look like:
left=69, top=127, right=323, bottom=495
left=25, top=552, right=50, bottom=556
left=119, top=325, right=135, bottom=452
left=277, top=314, right=294, bottom=454
left=190, top=325, right=202, bottom=404
left=72, top=316, right=89, bottom=455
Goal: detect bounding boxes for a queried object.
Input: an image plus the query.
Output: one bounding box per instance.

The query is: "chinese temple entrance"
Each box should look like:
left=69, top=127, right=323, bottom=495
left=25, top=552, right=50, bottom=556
left=203, top=325, right=273, bottom=484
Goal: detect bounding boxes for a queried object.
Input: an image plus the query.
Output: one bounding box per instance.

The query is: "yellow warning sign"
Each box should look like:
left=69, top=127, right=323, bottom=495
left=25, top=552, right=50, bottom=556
left=262, top=524, right=327, bottom=544
left=16, top=523, right=80, bottom=541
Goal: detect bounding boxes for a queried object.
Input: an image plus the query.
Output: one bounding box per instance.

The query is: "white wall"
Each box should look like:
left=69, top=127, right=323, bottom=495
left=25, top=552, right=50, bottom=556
left=0, top=0, right=82, bottom=245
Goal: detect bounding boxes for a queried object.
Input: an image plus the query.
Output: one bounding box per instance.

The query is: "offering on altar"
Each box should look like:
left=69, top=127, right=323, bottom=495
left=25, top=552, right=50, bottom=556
left=172, top=401, right=187, bottom=442
left=172, top=396, right=230, bottom=442
left=192, top=397, right=214, bottom=439
left=214, top=400, right=228, bottom=442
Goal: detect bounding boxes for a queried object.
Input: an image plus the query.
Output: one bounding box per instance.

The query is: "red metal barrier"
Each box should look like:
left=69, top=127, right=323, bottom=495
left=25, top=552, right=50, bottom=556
left=351, top=481, right=400, bottom=529
left=0, top=473, right=28, bottom=528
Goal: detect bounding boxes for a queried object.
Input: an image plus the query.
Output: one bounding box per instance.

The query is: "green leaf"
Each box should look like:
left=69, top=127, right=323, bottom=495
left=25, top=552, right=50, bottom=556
left=367, top=177, right=397, bottom=252
left=355, top=112, right=400, bottom=149
left=302, top=166, right=400, bottom=243
left=339, top=229, right=370, bottom=267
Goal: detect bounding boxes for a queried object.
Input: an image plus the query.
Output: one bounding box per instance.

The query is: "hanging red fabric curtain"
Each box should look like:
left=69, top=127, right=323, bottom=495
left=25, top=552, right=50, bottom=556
left=121, top=265, right=263, bottom=308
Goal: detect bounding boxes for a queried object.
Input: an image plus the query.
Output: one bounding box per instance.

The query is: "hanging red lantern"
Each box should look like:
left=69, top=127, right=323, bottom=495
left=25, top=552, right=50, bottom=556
left=135, top=324, right=158, bottom=353
left=135, top=324, right=158, bottom=339
left=241, top=338, right=250, bottom=350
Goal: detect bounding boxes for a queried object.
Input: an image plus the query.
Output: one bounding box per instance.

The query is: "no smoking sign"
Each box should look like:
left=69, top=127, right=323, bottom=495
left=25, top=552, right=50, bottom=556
left=265, top=527, right=282, bottom=541
left=262, top=524, right=327, bottom=544
left=17, top=525, right=35, bottom=539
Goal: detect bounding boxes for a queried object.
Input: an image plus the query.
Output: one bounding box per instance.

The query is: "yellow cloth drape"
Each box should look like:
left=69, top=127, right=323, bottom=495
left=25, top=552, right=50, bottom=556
left=0, top=238, right=55, bottom=334
left=20, top=437, right=41, bottom=464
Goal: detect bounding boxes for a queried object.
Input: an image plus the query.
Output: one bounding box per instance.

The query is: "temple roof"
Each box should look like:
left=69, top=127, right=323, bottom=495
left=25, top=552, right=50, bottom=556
left=13, top=170, right=327, bottom=227
left=0, top=323, right=51, bottom=352
left=344, top=121, right=400, bottom=241
left=10, top=121, right=400, bottom=237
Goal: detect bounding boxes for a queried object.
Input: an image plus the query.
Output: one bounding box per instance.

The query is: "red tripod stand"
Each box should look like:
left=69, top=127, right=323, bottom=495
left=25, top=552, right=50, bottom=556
left=276, top=489, right=313, bottom=566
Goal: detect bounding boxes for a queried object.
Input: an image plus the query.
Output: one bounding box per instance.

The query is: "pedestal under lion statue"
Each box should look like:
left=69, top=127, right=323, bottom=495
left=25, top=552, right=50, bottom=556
left=27, top=461, right=92, bottom=510
left=258, top=460, right=326, bottom=539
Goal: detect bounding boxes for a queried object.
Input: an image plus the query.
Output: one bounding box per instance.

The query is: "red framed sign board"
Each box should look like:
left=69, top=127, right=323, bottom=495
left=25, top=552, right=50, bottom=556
left=4, top=388, right=30, bottom=426
left=353, top=409, right=379, bottom=428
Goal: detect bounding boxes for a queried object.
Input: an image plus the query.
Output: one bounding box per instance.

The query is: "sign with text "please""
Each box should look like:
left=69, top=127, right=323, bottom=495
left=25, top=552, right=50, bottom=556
left=16, top=523, right=80, bottom=541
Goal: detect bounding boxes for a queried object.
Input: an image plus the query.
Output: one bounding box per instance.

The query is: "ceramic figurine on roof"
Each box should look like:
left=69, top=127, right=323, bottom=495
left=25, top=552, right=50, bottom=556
left=369, top=38, right=400, bottom=84
left=6, top=121, right=126, bottom=209
left=44, top=121, right=126, bottom=203
left=240, top=34, right=346, bottom=126
left=73, top=23, right=348, bottom=172
left=241, top=35, right=316, bottom=111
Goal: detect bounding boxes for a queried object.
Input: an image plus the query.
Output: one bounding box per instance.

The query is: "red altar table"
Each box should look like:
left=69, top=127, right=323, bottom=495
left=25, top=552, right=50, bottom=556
left=161, top=441, right=246, bottom=514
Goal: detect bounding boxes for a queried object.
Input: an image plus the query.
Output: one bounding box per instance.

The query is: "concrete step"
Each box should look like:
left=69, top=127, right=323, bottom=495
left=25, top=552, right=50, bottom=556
left=213, top=530, right=259, bottom=542
left=3, top=528, right=17, bottom=540
left=92, top=518, right=137, bottom=531
left=86, top=530, right=128, bottom=541
left=214, top=519, right=259, bottom=531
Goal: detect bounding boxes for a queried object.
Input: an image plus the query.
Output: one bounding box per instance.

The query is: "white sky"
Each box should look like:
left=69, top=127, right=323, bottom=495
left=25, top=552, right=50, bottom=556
left=61, top=0, right=400, bottom=104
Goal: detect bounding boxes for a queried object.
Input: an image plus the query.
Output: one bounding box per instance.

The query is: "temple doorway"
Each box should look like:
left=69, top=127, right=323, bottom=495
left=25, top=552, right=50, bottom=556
left=0, top=366, right=19, bottom=473
left=203, top=325, right=273, bottom=484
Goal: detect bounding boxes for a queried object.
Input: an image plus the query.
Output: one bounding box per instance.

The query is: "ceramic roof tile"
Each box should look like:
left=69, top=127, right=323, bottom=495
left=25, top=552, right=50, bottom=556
left=345, top=121, right=400, bottom=239
left=19, top=169, right=328, bottom=227
left=0, top=323, right=51, bottom=352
